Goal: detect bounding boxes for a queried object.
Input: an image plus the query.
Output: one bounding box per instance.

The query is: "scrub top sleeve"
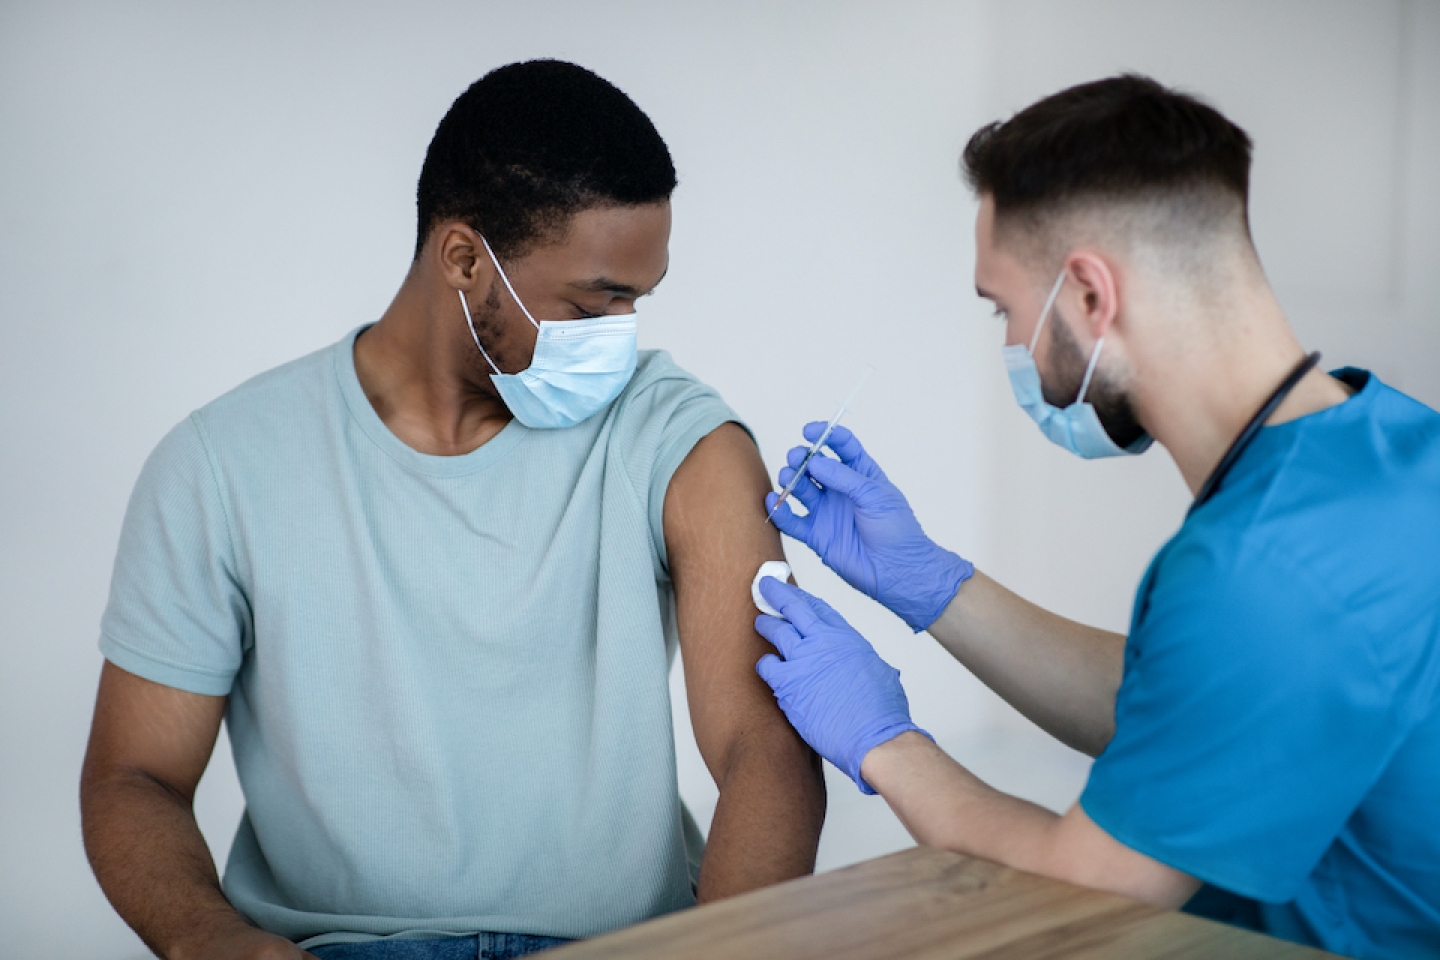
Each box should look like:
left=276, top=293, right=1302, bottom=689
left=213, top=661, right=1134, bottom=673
left=1081, top=533, right=1408, bottom=903
left=98, top=414, right=248, bottom=696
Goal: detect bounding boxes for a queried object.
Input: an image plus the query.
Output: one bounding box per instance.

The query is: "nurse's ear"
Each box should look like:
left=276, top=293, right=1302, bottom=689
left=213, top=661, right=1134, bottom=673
left=1060, top=251, right=1122, bottom=346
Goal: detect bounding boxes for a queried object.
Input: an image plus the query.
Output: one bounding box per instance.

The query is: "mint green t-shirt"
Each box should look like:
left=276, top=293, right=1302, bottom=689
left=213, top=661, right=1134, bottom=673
left=98, top=326, right=738, bottom=947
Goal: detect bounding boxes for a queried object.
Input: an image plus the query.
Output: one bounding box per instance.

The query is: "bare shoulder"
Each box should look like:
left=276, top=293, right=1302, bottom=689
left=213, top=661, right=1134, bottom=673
left=664, top=422, right=775, bottom=551
left=672, top=422, right=766, bottom=481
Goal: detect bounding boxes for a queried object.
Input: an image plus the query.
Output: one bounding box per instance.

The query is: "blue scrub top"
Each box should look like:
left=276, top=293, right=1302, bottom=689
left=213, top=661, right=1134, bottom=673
left=1081, top=370, right=1440, bottom=960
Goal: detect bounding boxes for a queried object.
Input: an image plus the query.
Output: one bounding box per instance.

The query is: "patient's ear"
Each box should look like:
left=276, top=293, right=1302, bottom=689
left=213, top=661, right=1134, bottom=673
left=433, top=221, right=494, bottom=293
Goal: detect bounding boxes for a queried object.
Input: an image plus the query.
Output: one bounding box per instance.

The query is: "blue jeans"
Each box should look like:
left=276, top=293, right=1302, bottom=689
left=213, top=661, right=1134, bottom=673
left=309, top=933, right=572, bottom=959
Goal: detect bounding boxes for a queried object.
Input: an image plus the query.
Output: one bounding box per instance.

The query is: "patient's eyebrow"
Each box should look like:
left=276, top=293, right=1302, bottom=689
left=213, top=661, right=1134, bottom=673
left=573, top=266, right=668, bottom=298
left=573, top=277, right=642, bottom=296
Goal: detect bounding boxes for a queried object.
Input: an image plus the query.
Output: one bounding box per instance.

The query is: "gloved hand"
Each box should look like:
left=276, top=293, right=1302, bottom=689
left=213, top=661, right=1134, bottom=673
left=767, top=423, right=973, bottom=632
left=754, top=577, right=930, bottom=794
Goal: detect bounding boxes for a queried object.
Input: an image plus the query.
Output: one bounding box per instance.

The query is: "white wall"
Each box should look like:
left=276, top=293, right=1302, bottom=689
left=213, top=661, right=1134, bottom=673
left=1, top=3, right=1435, bottom=957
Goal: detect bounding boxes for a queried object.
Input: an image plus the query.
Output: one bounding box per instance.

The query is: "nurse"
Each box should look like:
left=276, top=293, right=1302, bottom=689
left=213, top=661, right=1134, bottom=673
left=755, top=75, right=1440, bottom=959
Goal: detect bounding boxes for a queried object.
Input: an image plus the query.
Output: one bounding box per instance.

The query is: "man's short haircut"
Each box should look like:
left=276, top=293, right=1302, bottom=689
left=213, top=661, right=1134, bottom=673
left=415, top=59, right=677, bottom=260
left=962, top=74, right=1254, bottom=250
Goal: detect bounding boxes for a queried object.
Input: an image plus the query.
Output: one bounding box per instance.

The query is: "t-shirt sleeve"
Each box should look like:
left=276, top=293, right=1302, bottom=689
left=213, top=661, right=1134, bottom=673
left=98, top=414, right=249, bottom=696
left=647, top=392, right=748, bottom=559
left=1080, top=532, right=1412, bottom=903
left=611, top=353, right=746, bottom=575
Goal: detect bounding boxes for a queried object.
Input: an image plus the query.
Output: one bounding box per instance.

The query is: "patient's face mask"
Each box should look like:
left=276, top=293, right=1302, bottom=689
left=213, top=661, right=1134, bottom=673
left=460, top=235, right=638, bottom=430
left=1001, top=270, right=1153, bottom=459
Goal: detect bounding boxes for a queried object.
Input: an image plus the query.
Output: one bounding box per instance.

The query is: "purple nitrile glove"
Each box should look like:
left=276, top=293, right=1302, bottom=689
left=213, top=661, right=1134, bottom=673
left=767, top=423, right=973, bottom=632
left=753, top=577, right=931, bottom=795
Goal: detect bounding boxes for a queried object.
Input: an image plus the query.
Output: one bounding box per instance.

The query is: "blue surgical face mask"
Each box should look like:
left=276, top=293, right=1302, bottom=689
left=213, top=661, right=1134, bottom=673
left=1001, top=270, right=1153, bottom=459
left=460, top=235, right=639, bottom=430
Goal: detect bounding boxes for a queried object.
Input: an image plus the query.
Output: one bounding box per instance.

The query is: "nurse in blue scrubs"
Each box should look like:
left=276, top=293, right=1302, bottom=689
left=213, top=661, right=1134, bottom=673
left=754, top=75, right=1440, bottom=960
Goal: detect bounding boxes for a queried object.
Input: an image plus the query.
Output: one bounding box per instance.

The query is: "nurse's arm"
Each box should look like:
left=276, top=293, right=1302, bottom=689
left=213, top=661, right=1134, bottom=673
left=861, top=731, right=1201, bottom=908
left=927, top=571, right=1125, bottom=758
left=80, top=662, right=315, bottom=960
left=665, top=422, right=827, bottom=903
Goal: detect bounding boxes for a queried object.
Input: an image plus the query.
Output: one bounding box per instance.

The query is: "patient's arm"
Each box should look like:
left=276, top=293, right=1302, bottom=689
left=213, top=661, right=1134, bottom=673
left=81, top=662, right=315, bottom=959
left=664, top=422, right=827, bottom=902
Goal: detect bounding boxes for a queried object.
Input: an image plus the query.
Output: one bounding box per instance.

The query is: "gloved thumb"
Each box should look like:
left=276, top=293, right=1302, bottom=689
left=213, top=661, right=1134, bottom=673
left=765, top=492, right=810, bottom=540
left=756, top=653, right=786, bottom=688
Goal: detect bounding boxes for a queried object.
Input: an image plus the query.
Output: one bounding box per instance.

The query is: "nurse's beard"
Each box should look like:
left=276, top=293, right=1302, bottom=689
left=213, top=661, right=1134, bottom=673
left=1043, top=308, right=1148, bottom=450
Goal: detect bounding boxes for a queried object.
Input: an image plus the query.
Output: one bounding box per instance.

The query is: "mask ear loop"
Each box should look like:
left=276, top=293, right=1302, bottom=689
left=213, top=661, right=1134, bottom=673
left=458, top=288, right=501, bottom=376
left=1028, top=270, right=1068, bottom=354
left=1076, top=336, right=1105, bottom=405
left=477, top=234, right=541, bottom=330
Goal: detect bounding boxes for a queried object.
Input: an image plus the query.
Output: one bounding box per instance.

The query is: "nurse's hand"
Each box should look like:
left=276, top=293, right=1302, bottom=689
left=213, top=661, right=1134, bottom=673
left=767, top=423, right=973, bottom=632
left=754, top=578, right=930, bottom=794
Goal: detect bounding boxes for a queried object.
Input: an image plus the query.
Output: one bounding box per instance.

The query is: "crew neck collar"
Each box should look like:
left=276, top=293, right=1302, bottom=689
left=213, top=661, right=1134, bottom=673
left=333, top=324, right=526, bottom=478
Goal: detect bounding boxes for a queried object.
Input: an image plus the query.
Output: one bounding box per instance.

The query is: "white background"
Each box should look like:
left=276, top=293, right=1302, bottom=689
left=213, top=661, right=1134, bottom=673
left=2, top=2, right=1437, bottom=957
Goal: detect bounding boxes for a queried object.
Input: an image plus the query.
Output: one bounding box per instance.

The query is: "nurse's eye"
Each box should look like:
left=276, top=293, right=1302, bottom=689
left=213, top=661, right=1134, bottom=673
left=569, top=302, right=604, bottom=320
left=992, top=306, right=1009, bottom=322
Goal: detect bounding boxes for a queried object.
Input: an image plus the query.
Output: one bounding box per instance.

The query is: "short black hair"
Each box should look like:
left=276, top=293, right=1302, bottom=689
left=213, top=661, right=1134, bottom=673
left=962, top=74, right=1253, bottom=233
left=415, top=59, right=677, bottom=260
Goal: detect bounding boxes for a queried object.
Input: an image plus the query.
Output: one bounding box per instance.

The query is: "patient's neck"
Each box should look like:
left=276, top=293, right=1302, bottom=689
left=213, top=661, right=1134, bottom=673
left=353, top=271, right=513, bottom=457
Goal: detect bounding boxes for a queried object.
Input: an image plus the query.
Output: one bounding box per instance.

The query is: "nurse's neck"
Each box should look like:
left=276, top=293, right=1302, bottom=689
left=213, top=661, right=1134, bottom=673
left=1124, top=250, right=1354, bottom=497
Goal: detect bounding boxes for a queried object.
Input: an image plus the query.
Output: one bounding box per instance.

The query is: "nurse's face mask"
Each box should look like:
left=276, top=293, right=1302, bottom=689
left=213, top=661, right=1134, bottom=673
left=1002, top=270, right=1153, bottom=459
left=459, top=234, right=638, bottom=430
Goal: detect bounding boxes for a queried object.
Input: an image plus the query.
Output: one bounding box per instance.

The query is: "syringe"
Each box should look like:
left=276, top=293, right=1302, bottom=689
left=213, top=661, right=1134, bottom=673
left=767, top=365, right=874, bottom=522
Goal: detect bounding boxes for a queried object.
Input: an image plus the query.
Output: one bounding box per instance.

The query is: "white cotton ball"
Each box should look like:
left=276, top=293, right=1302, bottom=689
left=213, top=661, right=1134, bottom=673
left=752, top=560, right=792, bottom=618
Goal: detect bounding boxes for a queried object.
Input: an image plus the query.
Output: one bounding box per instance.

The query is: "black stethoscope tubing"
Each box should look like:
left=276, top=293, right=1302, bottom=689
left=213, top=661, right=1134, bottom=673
left=1189, top=351, right=1322, bottom=513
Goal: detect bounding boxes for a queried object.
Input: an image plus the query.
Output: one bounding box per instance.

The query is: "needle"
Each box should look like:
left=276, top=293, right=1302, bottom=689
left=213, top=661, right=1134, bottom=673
left=767, top=365, right=874, bottom=522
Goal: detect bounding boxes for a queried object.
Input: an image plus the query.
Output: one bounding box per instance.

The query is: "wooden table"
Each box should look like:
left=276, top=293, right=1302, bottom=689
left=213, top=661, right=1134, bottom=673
left=546, top=847, right=1336, bottom=959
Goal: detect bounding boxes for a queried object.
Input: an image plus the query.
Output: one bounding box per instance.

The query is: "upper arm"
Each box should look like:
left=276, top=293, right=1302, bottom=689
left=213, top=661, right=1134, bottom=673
left=82, top=661, right=226, bottom=801
left=86, top=418, right=243, bottom=800
left=101, top=416, right=247, bottom=697
left=1050, top=803, right=1200, bottom=908
left=662, top=422, right=793, bottom=775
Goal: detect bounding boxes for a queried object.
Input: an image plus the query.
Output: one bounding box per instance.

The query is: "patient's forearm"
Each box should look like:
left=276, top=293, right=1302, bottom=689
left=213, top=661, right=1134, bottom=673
left=81, top=768, right=292, bottom=960
left=695, top=726, right=825, bottom=903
